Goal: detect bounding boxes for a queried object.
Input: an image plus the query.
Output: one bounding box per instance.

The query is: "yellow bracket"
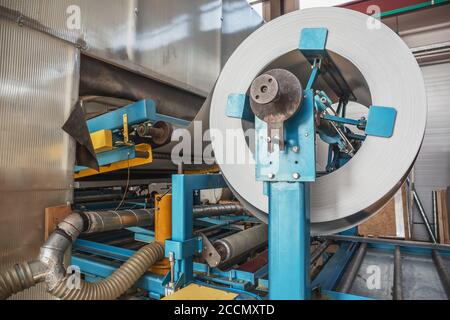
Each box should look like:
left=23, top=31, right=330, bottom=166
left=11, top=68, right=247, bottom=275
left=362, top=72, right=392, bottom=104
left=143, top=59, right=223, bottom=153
left=90, top=130, right=113, bottom=153
left=74, top=144, right=153, bottom=179
left=123, top=113, right=129, bottom=144
left=184, top=165, right=220, bottom=175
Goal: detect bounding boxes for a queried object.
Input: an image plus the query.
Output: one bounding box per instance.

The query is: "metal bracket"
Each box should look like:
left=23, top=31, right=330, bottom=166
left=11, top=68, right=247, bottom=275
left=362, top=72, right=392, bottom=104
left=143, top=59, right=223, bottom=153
left=365, top=106, right=397, bottom=138
left=226, top=94, right=254, bottom=122
left=255, top=89, right=316, bottom=182
left=164, top=237, right=203, bottom=260
left=199, top=233, right=222, bottom=268
left=299, top=27, right=355, bottom=101
left=86, top=99, right=189, bottom=133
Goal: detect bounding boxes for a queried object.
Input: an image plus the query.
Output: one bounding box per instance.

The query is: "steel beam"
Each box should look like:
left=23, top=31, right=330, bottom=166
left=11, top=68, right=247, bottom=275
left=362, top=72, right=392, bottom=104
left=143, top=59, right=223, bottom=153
left=393, top=246, right=403, bottom=300
left=268, top=182, right=310, bottom=300
left=336, top=243, right=367, bottom=293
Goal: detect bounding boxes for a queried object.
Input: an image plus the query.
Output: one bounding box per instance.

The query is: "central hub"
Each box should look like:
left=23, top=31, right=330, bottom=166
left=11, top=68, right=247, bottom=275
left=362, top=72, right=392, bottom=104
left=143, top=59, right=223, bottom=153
left=250, top=74, right=279, bottom=105
left=249, top=69, right=303, bottom=152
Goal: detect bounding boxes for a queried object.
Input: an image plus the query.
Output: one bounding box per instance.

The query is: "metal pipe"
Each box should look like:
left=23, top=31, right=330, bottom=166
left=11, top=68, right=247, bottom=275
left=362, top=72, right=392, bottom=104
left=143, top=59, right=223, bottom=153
left=311, top=240, right=331, bottom=265
left=322, top=234, right=450, bottom=251
left=193, top=204, right=244, bottom=218
left=406, top=177, right=437, bottom=243
left=194, top=219, right=246, bottom=236
left=337, top=243, right=368, bottom=293
left=214, top=223, right=268, bottom=264
left=75, top=193, right=146, bottom=203
left=432, top=190, right=439, bottom=242
left=431, top=250, right=450, bottom=299
left=412, top=188, right=437, bottom=243
left=393, top=246, right=403, bottom=300
left=134, top=151, right=150, bottom=159
left=82, top=209, right=154, bottom=234
left=0, top=208, right=157, bottom=299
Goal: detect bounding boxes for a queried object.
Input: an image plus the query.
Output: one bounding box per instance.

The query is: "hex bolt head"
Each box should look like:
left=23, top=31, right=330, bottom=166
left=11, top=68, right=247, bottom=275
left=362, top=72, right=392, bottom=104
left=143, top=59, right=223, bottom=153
left=268, top=173, right=275, bottom=179
left=292, top=146, right=300, bottom=153
left=292, top=172, right=300, bottom=180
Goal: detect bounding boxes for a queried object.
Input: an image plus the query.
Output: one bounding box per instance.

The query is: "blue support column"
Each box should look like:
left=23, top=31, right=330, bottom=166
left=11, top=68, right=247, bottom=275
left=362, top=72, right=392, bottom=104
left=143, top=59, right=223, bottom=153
left=268, top=182, right=311, bottom=300
left=168, top=174, right=228, bottom=287
left=171, top=174, right=194, bottom=284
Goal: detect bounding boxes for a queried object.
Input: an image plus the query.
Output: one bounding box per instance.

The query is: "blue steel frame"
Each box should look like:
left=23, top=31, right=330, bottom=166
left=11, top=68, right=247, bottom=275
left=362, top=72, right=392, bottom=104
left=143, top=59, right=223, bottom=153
left=312, top=239, right=450, bottom=300
left=87, top=99, right=189, bottom=133
left=165, top=174, right=228, bottom=287
left=76, top=99, right=190, bottom=173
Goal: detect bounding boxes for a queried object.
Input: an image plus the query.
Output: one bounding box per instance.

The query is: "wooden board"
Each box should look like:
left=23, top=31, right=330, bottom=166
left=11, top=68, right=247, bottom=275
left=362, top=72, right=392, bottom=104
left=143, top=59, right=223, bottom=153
left=162, top=284, right=238, bottom=300
left=44, top=204, right=72, bottom=240
left=358, top=185, right=409, bottom=239
left=436, top=189, right=450, bottom=244
left=446, top=187, right=450, bottom=243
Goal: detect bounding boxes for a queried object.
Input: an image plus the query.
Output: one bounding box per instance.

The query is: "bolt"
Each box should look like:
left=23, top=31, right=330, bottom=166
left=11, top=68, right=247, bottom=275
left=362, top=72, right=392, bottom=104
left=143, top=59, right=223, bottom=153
left=292, top=172, right=300, bottom=180
left=305, top=133, right=309, bottom=137
left=266, top=137, right=272, bottom=143
left=292, top=146, right=300, bottom=153
left=268, top=173, right=275, bottom=179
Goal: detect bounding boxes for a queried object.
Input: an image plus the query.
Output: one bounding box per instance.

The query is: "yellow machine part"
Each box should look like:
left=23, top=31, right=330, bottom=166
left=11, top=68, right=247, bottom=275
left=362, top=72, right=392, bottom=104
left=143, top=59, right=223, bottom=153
left=90, top=130, right=113, bottom=153
left=162, top=284, right=238, bottom=300
left=184, top=165, right=220, bottom=175
left=151, top=194, right=172, bottom=275
left=74, top=144, right=153, bottom=179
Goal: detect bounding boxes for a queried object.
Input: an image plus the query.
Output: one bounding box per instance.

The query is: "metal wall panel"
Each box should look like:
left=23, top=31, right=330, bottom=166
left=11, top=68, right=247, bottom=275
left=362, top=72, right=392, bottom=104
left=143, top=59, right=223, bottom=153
left=0, top=18, right=77, bottom=299
left=0, top=0, right=263, bottom=96
left=378, top=6, right=450, bottom=241
left=413, top=62, right=450, bottom=241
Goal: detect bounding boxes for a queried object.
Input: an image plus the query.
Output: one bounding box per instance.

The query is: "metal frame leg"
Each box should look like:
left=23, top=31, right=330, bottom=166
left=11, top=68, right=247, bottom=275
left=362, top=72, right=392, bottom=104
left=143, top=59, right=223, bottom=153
left=170, top=174, right=228, bottom=287
left=268, top=182, right=311, bottom=300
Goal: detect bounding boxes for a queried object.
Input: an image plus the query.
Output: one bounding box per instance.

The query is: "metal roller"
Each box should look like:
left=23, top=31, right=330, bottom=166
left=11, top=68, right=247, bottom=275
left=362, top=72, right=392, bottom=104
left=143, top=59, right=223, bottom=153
left=193, top=204, right=244, bottom=218
left=213, top=223, right=268, bottom=264
left=82, top=209, right=154, bottom=233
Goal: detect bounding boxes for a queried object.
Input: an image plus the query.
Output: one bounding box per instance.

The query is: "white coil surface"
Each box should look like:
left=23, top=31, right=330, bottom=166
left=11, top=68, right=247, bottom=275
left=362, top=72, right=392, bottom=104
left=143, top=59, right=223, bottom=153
left=210, top=8, right=427, bottom=234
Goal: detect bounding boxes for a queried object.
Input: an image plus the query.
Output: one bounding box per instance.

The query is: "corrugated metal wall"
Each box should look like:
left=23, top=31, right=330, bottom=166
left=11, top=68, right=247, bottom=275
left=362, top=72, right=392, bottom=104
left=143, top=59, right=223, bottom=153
left=0, top=0, right=262, bottom=299
left=0, top=18, right=78, bottom=299
left=383, top=5, right=450, bottom=240
left=414, top=63, right=450, bottom=241
left=0, top=0, right=262, bottom=97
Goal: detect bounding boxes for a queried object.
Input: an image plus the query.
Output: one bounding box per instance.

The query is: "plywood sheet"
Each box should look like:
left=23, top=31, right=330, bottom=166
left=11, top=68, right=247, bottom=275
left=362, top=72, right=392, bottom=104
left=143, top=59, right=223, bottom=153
left=358, top=186, right=409, bottom=238
left=44, top=205, right=72, bottom=240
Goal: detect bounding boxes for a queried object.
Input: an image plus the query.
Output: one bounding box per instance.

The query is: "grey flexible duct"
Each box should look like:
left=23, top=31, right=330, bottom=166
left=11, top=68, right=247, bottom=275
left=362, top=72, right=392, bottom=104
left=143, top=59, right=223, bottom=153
left=0, top=262, right=36, bottom=300
left=50, top=242, right=164, bottom=300
left=0, top=209, right=161, bottom=300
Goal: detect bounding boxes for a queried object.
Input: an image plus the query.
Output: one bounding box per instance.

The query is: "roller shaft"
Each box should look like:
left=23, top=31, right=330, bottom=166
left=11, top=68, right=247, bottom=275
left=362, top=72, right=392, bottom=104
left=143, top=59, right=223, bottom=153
left=213, top=223, right=268, bottom=264
left=82, top=209, right=154, bottom=233
left=193, top=204, right=244, bottom=218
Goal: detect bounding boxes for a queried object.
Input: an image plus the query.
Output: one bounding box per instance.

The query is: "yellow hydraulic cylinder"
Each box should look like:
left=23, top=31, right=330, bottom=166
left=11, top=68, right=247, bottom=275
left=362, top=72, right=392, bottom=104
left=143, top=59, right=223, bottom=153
left=150, top=194, right=172, bottom=275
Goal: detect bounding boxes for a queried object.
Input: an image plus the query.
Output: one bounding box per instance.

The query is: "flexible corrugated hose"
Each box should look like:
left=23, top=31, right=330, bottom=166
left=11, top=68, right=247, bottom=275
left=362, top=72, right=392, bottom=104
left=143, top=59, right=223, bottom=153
left=0, top=262, right=36, bottom=300
left=49, top=241, right=164, bottom=300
